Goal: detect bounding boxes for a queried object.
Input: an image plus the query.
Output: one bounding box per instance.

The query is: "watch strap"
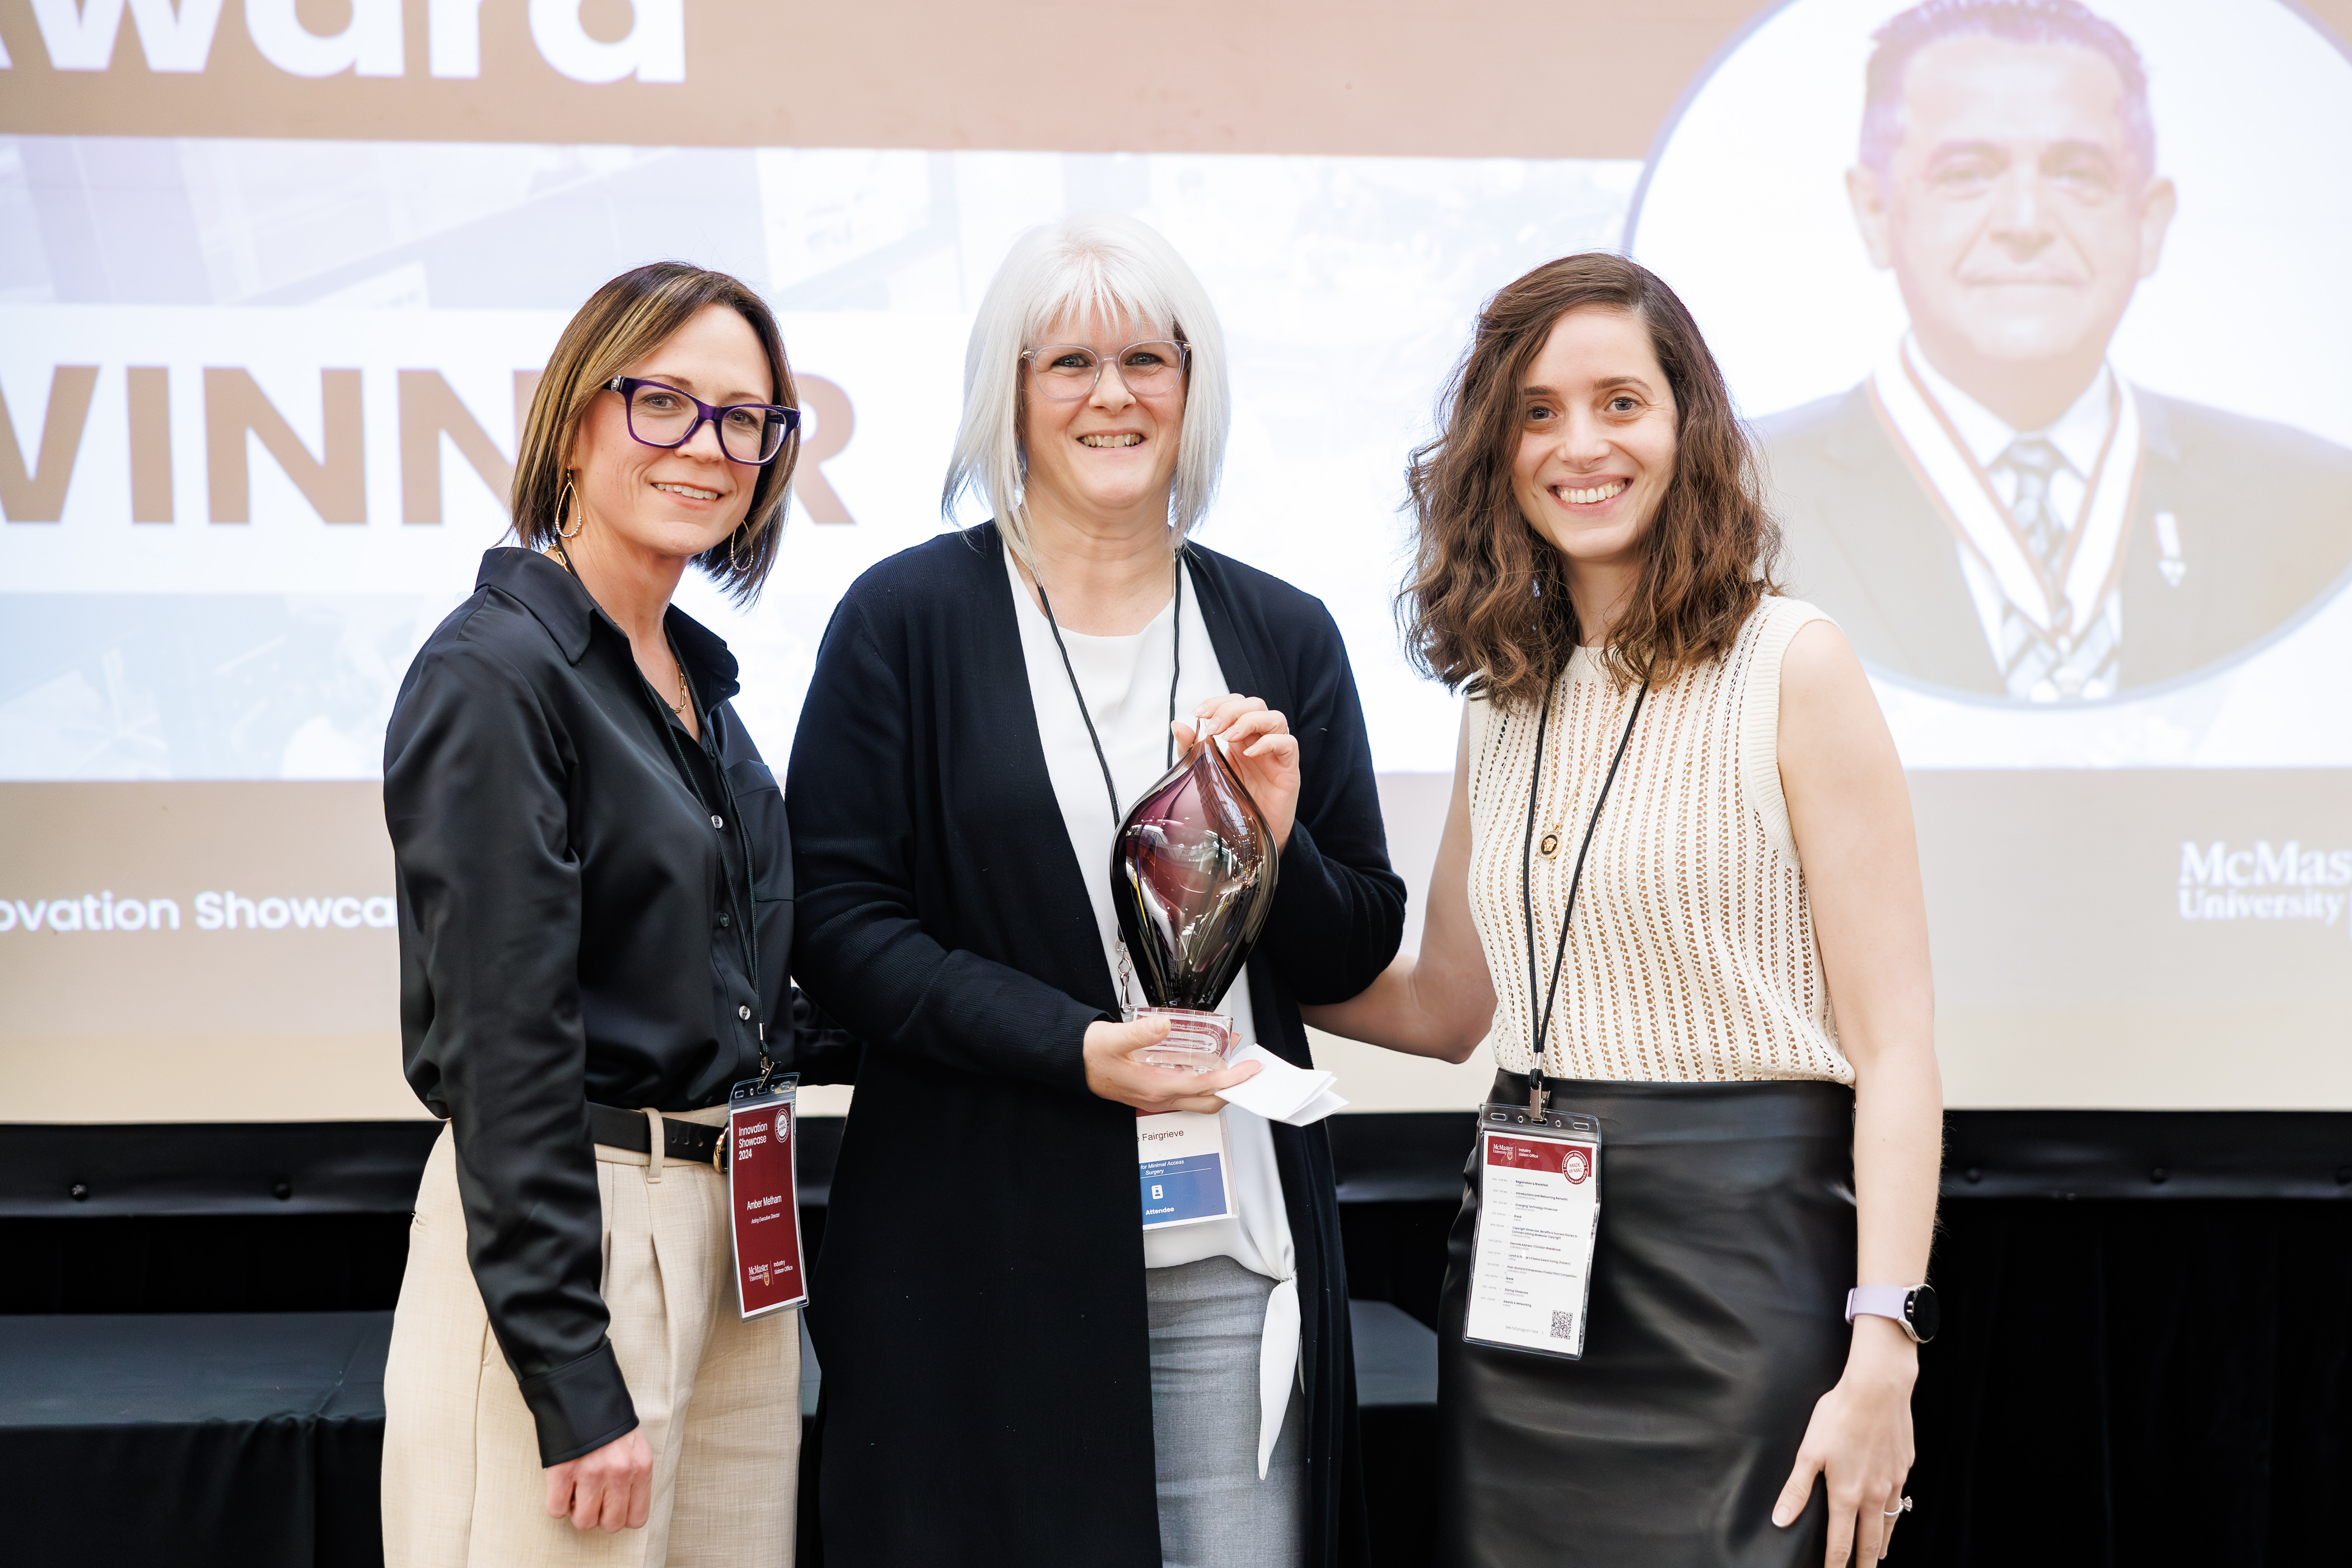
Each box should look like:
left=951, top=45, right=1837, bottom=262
left=1845, top=1285, right=1915, bottom=1328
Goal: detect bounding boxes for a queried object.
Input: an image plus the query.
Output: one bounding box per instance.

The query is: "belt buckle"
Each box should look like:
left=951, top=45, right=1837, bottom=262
left=711, top=1126, right=730, bottom=1174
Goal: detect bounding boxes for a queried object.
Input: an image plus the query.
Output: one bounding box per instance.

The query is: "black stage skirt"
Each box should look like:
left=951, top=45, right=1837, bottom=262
left=1436, top=1071, right=1857, bottom=1568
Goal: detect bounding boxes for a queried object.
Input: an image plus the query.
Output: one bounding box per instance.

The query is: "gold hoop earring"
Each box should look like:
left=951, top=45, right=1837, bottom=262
left=556, top=474, right=584, bottom=539
left=728, top=520, right=758, bottom=573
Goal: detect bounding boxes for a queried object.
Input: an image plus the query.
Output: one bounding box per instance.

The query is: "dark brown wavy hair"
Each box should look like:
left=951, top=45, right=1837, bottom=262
left=511, top=262, right=800, bottom=603
left=1402, top=253, right=1779, bottom=705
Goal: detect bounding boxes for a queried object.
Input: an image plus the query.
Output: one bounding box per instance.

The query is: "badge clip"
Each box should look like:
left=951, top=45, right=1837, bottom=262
left=753, top=1023, right=775, bottom=1096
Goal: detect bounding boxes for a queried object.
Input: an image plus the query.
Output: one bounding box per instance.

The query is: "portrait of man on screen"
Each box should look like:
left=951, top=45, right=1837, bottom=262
left=1758, top=0, right=2352, bottom=702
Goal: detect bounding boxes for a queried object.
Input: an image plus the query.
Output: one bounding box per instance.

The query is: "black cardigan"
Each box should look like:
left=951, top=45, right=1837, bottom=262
left=787, top=524, right=1405, bottom=1567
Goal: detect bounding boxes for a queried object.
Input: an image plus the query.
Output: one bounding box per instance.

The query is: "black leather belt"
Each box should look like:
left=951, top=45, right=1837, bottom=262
left=587, top=1103, right=727, bottom=1169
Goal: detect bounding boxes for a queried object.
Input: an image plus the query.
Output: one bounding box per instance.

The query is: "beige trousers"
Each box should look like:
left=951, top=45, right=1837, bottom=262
left=382, top=1109, right=799, bottom=1568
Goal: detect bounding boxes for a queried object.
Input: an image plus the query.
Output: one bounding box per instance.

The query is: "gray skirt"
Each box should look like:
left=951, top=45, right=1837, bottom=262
left=1437, top=1072, right=1858, bottom=1567
left=1147, top=1256, right=1306, bottom=1568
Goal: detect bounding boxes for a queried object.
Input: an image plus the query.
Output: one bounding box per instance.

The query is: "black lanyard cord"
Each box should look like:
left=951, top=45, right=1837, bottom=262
left=649, top=661, right=767, bottom=1075
left=1034, top=550, right=1184, bottom=828
left=710, top=738, right=765, bottom=1070
left=557, top=543, right=772, bottom=1081
left=1519, top=673, right=1649, bottom=1113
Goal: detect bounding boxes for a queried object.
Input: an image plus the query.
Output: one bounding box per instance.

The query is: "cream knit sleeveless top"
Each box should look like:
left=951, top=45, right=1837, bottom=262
left=1466, top=596, right=1852, bottom=1084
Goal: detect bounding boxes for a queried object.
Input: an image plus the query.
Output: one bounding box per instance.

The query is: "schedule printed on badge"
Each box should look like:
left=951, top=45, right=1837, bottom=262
left=1464, top=1127, right=1601, bottom=1358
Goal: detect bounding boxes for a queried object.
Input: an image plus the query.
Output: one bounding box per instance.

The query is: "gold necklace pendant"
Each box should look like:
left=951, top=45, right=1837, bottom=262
left=1538, top=829, right=1563, bottom=858
left=653, top=636, right=690, bottom=719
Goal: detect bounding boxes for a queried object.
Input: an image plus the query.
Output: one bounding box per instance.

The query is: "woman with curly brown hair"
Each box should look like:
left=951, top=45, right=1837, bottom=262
left=1305, top=253, right=1943, bottom=1568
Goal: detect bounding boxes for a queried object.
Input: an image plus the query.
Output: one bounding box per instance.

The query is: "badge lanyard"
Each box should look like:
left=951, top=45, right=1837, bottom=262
left=553, top=545, right=775, bottom=1082
left=1519, top=673, right=1648, bottom=1117
left=672, top=678, right=805, bottom=1317
left=1034, top=549, right=1183, bottom=1016
left=553, top=551, right=798, bottom=1313
left=1033, top=550, right=1238, bottom=1233
left=1462, top=670, right=1645, bottom=1361
left=643, top=636, right=776, bottom=1086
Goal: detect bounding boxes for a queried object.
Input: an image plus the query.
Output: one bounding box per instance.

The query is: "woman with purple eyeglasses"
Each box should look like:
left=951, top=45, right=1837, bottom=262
left=379, top=262, right=855, bottom=1567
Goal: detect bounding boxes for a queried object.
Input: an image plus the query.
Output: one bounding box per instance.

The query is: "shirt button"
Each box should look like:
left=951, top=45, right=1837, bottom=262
left=718, top=912, right=732, bottom=928
left=738, top=1005, right=752, bottom=1021
left=711, top=814, right=725, bottom=829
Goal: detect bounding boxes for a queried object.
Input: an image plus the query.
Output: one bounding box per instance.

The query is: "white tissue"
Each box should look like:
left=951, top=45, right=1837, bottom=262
left=1218, top=1043, right=1348, bottom=1127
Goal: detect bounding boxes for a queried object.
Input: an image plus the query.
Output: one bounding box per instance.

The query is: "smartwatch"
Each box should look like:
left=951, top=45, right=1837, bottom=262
left=1845, top=1284, right=1939, bottom=1345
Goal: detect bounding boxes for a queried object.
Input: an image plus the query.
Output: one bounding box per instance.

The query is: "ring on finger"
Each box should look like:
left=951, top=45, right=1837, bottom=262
left=1882, top=1496, right=1913, bottom=1516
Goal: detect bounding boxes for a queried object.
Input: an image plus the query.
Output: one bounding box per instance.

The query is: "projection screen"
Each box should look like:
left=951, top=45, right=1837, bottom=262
left=2, top=0, right=2348, bottom=1121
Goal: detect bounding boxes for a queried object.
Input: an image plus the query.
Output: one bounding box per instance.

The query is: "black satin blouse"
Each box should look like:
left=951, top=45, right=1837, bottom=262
left=384, top=547, right=853, bottom=1466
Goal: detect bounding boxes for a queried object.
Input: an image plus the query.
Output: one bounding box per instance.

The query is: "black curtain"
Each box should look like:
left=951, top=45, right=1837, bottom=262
left=1907, top=1198, right=2352, bottom=1562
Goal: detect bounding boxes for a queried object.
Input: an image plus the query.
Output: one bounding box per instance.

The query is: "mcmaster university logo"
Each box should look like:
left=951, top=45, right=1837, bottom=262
left=2177, top=840, right=2352, bottom=931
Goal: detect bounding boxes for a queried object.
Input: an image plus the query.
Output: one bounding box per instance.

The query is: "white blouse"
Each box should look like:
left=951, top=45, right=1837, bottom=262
left=1002, top=547, right=1299, bottom=1477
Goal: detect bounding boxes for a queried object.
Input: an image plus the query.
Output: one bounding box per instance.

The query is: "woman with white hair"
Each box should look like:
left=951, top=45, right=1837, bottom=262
left=785, top=214, right=1404, bottom=1567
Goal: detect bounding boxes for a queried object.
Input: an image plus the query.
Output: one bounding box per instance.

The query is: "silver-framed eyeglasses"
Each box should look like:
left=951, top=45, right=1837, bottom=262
left=605, top=377, right=799, bottom=465
left=1019, top=340, right=1190, bottom=402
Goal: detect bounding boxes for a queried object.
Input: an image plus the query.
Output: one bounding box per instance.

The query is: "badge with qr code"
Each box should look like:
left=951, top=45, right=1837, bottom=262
left=1462, top=1103, right=1602, bottom=1360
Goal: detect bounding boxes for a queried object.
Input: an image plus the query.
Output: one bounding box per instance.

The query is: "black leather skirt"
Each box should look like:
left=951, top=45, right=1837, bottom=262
left=1436, top=1071, right=1857, bottom=1568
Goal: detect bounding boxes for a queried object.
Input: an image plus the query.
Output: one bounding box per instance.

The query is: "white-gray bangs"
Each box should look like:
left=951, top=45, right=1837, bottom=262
left=942, top=213, right=1231, bottom=570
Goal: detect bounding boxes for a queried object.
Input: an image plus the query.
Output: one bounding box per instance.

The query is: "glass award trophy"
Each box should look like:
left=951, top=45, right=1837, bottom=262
left=1110, top=729, right=1280, bottom=1072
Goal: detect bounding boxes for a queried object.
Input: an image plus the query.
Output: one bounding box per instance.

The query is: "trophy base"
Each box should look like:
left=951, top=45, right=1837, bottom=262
left=1134, top=1006, right=1233, bottom=1074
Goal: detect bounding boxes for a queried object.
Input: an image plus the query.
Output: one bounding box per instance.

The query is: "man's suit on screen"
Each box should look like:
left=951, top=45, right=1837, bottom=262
left=1758, top=384, right=2352, bottom=696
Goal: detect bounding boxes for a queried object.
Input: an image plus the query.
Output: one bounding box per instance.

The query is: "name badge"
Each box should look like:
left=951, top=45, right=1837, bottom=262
left=726, top=1075, right=808, bottom=1319
left=1136, top=1109, right=1235, bottom=1230
left=1462, top=1103, right=1602, bottom=1359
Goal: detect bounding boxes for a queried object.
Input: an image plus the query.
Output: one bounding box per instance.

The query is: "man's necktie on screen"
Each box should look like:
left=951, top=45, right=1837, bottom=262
left=1992, top=434, right=2118, bottom=701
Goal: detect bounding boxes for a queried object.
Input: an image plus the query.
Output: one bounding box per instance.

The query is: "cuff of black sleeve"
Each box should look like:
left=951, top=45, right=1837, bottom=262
left=1051, top=993, right=1109, bottom=1095
left=519, top=1339, right=640, bottom=1466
